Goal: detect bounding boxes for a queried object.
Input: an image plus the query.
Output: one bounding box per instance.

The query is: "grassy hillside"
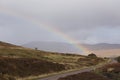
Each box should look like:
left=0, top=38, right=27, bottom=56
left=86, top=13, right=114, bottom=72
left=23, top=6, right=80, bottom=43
left=0, top=41, right=22, bottom=48
left=0, top=57, right=65, bottom=78
left=0, top=41, right=106, bottom=80
left=0, top=47, right=86, bottom=69
left=0, top=43, right=105, bottom=69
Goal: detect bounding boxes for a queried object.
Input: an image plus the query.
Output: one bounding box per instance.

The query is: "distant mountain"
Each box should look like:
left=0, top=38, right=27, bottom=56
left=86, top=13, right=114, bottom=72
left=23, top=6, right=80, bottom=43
left=22, top=41, right=82, bottom=53
left=22, top=41, right=120, bottom=54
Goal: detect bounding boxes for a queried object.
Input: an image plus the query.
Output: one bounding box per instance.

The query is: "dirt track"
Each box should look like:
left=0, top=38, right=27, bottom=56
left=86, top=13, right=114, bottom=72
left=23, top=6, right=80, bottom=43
left=39, top=59, right=116, bottom=80
left=40, top=68, right=93, bottom=80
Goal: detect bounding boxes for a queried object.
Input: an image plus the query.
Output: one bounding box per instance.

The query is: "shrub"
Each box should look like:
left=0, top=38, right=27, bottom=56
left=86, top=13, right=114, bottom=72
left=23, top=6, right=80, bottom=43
left=88, top=53, right=97, bottom=58
left=116, top=56, right=120, bottom=63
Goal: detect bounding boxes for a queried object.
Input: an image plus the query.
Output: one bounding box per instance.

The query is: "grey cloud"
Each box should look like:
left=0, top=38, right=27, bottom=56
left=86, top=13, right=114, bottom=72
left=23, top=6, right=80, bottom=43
left=0, top=13, right=66, bottom=44
left=0, top=0, right=120, bottom=44
left=1, top=0, right=120, bottom=30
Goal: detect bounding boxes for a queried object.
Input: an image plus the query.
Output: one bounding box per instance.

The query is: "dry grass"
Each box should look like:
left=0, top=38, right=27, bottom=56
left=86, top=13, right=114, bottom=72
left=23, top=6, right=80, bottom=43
left=0, top=57, right=65, bottom=78
left=95, top=63, right=120, bottom=80
left=0, top=41, right=107, bottom=80
left=92, top=49, right=120, bottom=57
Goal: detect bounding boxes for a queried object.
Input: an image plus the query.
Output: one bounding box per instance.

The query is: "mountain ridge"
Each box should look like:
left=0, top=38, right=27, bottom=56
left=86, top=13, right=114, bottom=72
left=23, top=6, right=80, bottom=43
left=23, top=41, right=120, bottom=51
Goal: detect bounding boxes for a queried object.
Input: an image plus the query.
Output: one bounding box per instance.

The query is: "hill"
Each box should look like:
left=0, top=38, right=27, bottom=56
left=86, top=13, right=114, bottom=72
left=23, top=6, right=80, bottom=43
left=23, top=41, right=120, bottom=57
left=23, top=42, right=120, bottom=51
left=22, top=41, right=82, bottom=53
left=0, top=41, right=22, bottom=48
left=0, top=41, right=106, bottom=80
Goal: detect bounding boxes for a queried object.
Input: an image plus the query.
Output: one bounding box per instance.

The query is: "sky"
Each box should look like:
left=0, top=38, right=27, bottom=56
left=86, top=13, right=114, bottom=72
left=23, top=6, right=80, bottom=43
left=0, top=0, right=120, bottom=45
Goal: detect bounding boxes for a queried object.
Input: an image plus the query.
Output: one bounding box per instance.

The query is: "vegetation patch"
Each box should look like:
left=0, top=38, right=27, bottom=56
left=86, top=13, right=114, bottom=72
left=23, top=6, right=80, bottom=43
left=0, top=57, right=65, bottom=79
left=97, top=63, right=120, bottom=80
left=58, top=72, right=110, bottom=80
left=0, top=74, right=15, bottom=80
left=0, top=41, right=107, bottom=80
left=116, top=56, right=120, bottom=62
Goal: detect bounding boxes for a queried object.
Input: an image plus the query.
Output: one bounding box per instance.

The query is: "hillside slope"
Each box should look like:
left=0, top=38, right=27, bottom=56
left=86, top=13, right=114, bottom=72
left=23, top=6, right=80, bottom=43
left=0, top=41, right=22, bottom=48
left=0, top=57, right=65, bottom=78
left=0, top=41, right=106, bottom=80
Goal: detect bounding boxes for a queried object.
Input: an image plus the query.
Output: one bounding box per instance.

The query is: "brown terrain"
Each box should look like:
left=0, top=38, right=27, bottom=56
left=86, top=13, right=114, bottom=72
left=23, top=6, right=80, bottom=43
left=97, top=63, right=120, bottom=80
left=58, top=62, right=120, bottom=80
left=0, top=41, right=111, bottom=80
left=0, top=57, right=65, bottom=78
left=93, top=49, right=120, bottom=57
left=58, top=72, right=110, bottom=80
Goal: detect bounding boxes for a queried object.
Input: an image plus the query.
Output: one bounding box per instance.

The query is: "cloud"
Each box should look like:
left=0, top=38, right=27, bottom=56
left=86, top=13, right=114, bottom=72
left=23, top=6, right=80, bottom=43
left=1, top=0, right=120, bottom=30
left=0, top=13, right=67, bottom=44
left=0, top=0, right=120, bottom=44
left=70, top=27, right=120, bottom=44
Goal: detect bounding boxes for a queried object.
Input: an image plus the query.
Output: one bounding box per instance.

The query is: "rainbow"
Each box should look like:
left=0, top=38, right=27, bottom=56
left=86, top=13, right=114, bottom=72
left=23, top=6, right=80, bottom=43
left=0, top=6, right=91, bottom=55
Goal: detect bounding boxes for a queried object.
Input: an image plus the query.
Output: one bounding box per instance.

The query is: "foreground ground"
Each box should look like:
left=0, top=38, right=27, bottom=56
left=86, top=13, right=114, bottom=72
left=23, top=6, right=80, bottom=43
left=97, top=63, right=120, bottom=80
left=58, top=61, right=120, bottom=80
left=58, top=72, right=110, bottom=80
left=0, top=41, right=106, bottom=80
left=39, top=67, right=97, bottom=80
